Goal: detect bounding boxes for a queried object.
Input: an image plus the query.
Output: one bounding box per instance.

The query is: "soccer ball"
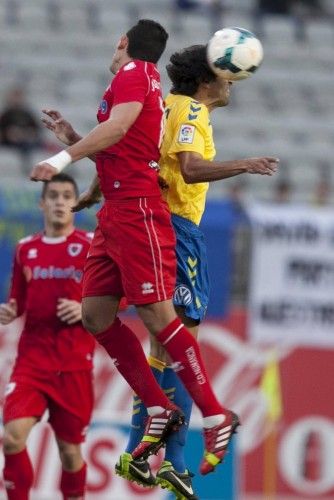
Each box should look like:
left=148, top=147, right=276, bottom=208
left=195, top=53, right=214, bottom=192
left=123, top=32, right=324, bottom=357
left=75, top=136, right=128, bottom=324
left=207, top=27, right=263, bottom=81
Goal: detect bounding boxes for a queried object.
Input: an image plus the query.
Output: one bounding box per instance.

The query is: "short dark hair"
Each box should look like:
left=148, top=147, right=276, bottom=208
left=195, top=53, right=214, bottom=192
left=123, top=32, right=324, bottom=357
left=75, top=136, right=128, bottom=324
left=41, top=173, right=79, bottom=199
left=126, top=19, right=168, bottom=63
left=167, top=45, right=216, bottom=97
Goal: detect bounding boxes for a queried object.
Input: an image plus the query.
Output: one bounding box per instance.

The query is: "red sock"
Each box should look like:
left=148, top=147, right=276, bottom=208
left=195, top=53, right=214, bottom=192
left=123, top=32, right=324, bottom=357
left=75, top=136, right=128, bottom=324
left=95, top=317, right=171, bottom=409
left=3, top=448, right=33, bottom=500
left=157, top=318, right=224, bottom=417
left=60, top=463, right=86, bottom=499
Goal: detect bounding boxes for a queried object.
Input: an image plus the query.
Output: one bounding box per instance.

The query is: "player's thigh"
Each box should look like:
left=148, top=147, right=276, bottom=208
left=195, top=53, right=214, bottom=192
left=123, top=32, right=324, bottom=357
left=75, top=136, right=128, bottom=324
left=3, top=379, right=46, bottom=452
left=172, top=215, right=210, bottom=324
left=82, top=295, right=120, bottom=333
left=82, top=224, right=124, bottom=300
left=3, top=378, right=48, bottom=427
left=49, top=371, right=93, bottom=444
left=101, top=198, right=177, bottom=305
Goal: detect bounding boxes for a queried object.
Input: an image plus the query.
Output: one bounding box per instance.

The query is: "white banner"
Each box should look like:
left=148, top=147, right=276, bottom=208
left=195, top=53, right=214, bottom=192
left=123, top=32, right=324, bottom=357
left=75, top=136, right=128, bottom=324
left=248, top=203, right=334, bottom=346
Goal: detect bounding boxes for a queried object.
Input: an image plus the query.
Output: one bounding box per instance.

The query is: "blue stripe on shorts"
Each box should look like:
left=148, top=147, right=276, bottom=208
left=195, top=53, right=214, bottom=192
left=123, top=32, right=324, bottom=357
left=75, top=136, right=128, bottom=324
left=171, top=214, right=210, bottom=323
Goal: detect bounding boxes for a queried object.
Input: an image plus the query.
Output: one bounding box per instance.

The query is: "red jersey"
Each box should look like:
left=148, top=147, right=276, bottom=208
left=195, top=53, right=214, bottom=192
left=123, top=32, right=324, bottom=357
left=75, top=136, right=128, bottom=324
left=96, top=59, right=164, bottom=200
left=9, top=229, right=95, bottom=372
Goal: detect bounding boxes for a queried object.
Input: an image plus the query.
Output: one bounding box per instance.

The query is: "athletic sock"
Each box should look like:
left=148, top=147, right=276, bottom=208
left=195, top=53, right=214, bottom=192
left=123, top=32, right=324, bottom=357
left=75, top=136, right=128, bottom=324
left=125, top=355, right=165, bottom=453
left=3, top=448, right=33, bottom=500
left=60, top=463, right=87, bottom=500
left=60, top=463, right=86, bottom=499
left=163, top=366, right=193, bottom=473
left=157, top=317, right=224, bottom=418
left=95, top=317, right=171, bottom=410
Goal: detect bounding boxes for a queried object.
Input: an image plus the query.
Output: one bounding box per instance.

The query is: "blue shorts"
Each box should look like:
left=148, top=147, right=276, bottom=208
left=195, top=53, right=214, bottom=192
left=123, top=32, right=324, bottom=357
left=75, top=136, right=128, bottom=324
left=172, top=214, right=209, bottom=323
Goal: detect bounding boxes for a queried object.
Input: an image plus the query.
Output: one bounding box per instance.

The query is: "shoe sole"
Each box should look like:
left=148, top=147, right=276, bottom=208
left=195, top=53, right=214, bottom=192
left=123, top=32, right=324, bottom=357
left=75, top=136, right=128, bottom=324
left=115, top=463, right=157, bottom=488
left=156, top=474, right=198, bottom=500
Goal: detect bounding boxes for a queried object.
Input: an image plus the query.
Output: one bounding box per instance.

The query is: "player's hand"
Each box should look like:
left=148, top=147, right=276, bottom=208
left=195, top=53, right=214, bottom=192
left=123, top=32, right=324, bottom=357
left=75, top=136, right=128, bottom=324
left=57, top=298, right=82, bottom=325
left=245, top=157, right=279, bottom=176
left=158, top=175, right=169, bottom=190
left=72, top=189, right=102, bottom=212
left=30, top=162, right=58, bottom=182
left=42, top=109, right=80, bottom=146
left=0, top=299, right=18, bottom=325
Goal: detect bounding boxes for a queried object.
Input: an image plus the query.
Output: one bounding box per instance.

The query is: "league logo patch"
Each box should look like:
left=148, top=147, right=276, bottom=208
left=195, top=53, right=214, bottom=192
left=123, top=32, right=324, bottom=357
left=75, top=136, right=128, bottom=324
left=99, top=100, right=108, bottom=114
left=123, top=62, right=136, bottom=71
left=178, top=124, right=195, bottom=144
left=68, top=243, right=83, bottom=257
left=174, top=285, right=193, bottom=306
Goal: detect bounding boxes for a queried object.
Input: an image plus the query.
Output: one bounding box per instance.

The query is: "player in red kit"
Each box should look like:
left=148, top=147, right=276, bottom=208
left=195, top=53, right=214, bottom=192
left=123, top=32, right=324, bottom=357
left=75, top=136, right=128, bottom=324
left=30, top=19, right=239, bottom=477
left=0, top=174, right=95, bottom=500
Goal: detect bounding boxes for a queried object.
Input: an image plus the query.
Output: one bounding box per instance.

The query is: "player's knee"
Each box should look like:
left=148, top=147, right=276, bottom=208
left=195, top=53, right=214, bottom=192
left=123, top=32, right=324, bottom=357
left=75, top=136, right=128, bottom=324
left=3, top=428, right=26, bottom=454
left=82, top=307, right=111, bottom=334
left=58, top=443, right=82, bottom=471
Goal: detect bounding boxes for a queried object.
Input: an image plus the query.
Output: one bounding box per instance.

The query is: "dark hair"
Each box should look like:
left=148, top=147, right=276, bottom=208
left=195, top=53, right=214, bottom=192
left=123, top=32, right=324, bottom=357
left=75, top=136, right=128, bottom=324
left=126, top=19, right=168, bottom=63
left=167, top=45, right=216, bottom=97
left=41, top=173, right=79, bottom=199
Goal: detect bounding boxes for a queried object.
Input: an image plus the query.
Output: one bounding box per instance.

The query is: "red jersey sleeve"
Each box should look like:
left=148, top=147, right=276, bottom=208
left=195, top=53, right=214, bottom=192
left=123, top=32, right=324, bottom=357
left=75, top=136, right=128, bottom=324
left=112, top=62, right=149, bottom=106
left=9, top=245, right=27, bottom=317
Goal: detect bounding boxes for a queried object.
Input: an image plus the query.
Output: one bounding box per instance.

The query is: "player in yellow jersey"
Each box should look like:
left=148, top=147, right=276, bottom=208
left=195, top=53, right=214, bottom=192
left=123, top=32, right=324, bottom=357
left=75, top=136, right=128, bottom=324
left=116, top=45, right=278, bottom=499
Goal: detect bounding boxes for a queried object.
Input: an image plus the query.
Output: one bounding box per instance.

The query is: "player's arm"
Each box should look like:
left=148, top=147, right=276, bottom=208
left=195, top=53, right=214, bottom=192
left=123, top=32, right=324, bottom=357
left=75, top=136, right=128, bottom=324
left=178, top=151, right=279, bottom=184
left=30, top=102, right=143, bottom=181
left=72, top=175, right=102, bottom=213
left=0, top=248, right=26, bottom=324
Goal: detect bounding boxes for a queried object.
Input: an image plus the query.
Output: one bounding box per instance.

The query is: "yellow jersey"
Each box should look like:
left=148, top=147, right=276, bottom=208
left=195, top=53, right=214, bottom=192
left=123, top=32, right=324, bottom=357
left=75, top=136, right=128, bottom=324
left=160, top=93, right=216, bottom=226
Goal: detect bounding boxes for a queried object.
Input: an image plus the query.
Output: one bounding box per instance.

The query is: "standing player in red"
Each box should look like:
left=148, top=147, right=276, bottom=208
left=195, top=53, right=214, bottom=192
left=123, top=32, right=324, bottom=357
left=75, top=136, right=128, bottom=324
left=29, top=19, right=261, bottom=476
left=0, top=173, right=95, bottom=500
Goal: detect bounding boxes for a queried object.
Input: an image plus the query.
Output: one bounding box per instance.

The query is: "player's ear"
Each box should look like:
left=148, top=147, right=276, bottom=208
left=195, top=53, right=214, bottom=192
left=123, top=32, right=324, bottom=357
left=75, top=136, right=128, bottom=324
left=118, top=35, right=128, bottom=51
left=39, top=198, right=45, bottom=211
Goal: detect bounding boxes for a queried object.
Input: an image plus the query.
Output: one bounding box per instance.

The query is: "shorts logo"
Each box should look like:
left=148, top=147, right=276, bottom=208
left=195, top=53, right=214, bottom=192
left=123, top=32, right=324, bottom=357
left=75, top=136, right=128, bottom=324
left=4, top=382, right=16, bottom=397
left=4, top=480, right=15, bottom=490
left=99, top=100, right=108, bottom=114
left=174, top=285, right=193, bottom=306
left=178, top=124, right=195, bottom=144
left=81, top=426, right=89, bottom=437
left=68, top=243, right=83, bottom=257
left=142, top=282, right=154, bottom=295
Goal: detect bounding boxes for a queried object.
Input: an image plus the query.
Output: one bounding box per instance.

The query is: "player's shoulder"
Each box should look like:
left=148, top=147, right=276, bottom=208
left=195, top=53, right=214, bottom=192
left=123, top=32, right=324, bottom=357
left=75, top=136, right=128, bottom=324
left=15, top=233, right=42, bottom=260
left=17, top=233, right=42, bottom=249
left=71, top=229, right=94, bottom=244
left=166, top=94, right=207, bottom=124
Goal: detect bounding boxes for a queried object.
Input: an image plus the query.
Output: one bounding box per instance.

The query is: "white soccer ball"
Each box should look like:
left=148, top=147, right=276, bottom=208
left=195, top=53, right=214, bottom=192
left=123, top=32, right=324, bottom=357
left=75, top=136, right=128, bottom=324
left=207, top=27, right=263, bottom=81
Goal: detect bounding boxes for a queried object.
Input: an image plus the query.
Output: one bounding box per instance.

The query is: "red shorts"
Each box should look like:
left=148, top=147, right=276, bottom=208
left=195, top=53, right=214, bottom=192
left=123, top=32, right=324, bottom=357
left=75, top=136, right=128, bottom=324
left=83, top=197, right=177, bottom=304
left=3, top=364, right=94, bottom=443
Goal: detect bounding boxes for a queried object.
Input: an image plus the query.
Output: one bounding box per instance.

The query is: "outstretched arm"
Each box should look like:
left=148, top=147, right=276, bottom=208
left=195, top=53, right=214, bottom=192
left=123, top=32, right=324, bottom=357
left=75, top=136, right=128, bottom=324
left=30, top=102, right=143, bottom=182
left=177, top=151, right=279, bottom=184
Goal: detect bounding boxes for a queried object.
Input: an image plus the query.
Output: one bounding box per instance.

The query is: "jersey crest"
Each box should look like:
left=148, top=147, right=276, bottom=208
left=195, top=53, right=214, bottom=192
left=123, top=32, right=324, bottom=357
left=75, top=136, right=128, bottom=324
left=68, top=243, right=83, bottom=257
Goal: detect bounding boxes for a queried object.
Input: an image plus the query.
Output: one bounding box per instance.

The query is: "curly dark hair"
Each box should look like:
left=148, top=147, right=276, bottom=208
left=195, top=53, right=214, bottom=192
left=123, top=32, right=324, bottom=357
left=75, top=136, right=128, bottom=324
left=166, top=45, right=216, bottom=96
